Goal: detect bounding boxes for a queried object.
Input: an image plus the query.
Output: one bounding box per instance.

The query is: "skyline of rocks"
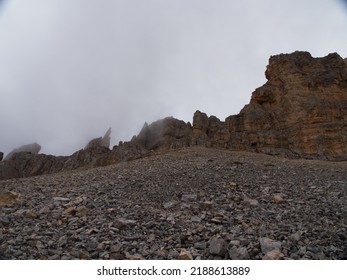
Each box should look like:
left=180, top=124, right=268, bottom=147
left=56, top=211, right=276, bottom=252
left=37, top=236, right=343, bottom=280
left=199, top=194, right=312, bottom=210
left=1, top=51, right=346, bottom=180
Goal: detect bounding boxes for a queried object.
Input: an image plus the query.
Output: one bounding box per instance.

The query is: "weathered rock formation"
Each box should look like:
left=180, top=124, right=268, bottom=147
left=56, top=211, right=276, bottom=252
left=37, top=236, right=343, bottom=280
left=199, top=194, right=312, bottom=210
left=0, top=146, right=111, bottom=180
left=4, top=143, right=41, bottom=161
left=194, top=51, right=347, bottom=160
left=133, top=117, right=192, bottom=150
left=192, top=111, right=224, bottom=146
left=1, top=51, right=346, bottom=180
left=84, top=128, right=112, bottom=149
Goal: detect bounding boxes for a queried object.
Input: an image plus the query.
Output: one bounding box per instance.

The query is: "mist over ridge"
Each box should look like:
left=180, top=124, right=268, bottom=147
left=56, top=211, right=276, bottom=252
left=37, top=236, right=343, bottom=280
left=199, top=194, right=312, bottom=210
left=1, top=0, right=347, bottom=156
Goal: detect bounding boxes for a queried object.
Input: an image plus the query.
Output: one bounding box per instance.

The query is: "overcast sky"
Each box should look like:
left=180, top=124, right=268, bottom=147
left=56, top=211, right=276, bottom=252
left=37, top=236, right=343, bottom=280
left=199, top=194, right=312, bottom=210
left=0, top=0, right=347, bottom=156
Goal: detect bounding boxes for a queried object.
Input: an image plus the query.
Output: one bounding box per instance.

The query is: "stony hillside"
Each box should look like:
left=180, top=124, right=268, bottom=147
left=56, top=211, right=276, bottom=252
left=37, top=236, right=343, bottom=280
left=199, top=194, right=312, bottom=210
left=0, top=147, right=346, bottom=260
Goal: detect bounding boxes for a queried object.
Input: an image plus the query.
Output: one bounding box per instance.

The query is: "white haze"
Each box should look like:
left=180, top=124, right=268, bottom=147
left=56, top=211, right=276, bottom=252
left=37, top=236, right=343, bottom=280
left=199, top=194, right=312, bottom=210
left=0, top=0, right=347, bottom=156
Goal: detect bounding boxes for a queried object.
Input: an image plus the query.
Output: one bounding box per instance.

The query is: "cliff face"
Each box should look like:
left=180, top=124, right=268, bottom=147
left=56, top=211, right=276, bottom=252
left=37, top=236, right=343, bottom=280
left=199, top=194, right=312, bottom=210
left=194, top=51, right=347, bottom=160
left=1, top=51, right=346, bottom=180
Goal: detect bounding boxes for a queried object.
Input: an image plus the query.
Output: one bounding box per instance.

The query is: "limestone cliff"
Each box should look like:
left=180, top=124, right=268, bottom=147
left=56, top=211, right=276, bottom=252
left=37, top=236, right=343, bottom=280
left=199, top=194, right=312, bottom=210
left=1, top=51, right=346, bottom=180
left=196, top=51, right=347, bottom=160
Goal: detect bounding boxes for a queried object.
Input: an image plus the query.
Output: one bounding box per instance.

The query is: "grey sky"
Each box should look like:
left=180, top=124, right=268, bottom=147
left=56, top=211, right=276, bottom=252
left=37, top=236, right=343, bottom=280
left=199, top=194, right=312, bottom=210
left=0, top=0, right=347, bottom=156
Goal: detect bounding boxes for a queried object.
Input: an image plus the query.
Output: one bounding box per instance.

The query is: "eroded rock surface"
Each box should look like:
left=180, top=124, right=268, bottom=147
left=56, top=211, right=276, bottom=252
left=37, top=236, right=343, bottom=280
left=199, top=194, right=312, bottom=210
left=195, top=52, right=347, bottom=160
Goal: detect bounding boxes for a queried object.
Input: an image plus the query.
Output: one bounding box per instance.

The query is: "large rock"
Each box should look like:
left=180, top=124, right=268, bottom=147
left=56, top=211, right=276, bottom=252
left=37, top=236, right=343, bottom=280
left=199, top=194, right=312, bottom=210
left=4, top=143, right=41, bottom=161
left=194, top=52, right=347, bottom=160
left=0, top=152, right=3, bottom=161
left=192, top=111, right=223, bottom=146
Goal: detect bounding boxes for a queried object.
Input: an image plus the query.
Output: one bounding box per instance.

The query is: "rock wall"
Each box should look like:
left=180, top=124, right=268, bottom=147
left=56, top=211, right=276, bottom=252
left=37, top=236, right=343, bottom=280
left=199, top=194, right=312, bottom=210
left=193, top=51, right=347, bottom=160
left=1, top=51, right=346, bottom=180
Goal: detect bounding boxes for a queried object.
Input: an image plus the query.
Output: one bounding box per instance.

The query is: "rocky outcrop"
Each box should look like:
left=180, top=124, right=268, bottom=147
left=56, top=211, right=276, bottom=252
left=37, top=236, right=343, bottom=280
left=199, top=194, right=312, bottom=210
left=1, top=51, right=346, bottom=180
left=194, top=51, right=347, bottom=160
left=0, top=152, right=3, bottom=161
left=85, top=128, right=112, bottom=149
left=133, top=117, right=192, bottom=150
left=0, top=146, right=111, bottom=180
left=4, top=143, right=41, bottom=161
left=101, top=128, right=112, bottom=148
left=192, top=111, right=224, bottom=146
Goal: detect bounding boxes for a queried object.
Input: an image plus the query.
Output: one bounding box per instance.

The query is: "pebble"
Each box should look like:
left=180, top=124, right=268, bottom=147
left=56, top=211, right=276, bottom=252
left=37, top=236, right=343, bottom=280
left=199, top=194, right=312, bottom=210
left=209, top=237, right=227, bottom=257
left=259, top=237, right=282, bottom=254
left=272, top=195, right=284, bottom=203
left=0, top=147, right=345, bottom=260
left=181, top=194, right=198, bottom=202
left=262, top=249, right=284, bottom=260
left=229, top=246, right=250, bottom=260
left=194, top=241, right=207, bottom=250
left=178, top=250, right=193, bottom=260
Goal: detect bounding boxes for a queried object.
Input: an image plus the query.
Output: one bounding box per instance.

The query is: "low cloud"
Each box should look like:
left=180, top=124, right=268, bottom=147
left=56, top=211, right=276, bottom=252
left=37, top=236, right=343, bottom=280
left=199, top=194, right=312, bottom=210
left=0, top=0, right=346, bottom=156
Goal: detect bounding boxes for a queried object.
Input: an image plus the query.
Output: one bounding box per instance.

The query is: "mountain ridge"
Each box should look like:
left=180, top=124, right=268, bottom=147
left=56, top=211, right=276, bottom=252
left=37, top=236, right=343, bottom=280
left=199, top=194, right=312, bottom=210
left=1, top=51, right=346, bottom=180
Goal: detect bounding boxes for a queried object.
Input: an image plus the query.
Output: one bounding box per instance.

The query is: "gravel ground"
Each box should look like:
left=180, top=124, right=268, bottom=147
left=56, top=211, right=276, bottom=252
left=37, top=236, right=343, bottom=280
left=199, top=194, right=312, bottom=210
left=0, top=147, right=346, bottom=260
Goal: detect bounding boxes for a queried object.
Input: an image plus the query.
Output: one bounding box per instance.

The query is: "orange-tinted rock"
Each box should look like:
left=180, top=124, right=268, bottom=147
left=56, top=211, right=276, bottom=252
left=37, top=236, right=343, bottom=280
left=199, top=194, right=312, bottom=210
left=1, top=51, right=346, bottom=181
left=196, top=51, right=347, bottom=160
left=0, top=191, right=20, bottom=205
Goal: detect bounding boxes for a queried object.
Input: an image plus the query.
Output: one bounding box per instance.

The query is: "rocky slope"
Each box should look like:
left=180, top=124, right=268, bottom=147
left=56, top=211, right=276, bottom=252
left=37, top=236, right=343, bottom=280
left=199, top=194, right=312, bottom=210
left=0, top=51, right=346, bottom=181
left=0, top=147, right=346, bottom=260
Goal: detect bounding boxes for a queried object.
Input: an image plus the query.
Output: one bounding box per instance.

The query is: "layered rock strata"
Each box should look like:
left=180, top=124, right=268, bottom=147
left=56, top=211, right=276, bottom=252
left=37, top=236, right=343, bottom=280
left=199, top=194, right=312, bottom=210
left=193, top=51, right=347, bottom=160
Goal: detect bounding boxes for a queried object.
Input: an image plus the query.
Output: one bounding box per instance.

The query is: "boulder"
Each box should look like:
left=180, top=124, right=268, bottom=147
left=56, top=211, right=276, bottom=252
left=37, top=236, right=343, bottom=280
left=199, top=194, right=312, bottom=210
left=259, top=237, right=282, bottom=254
left=192, top=111, right=223, bottom=146
left=0, top=152, right=3, bottom=161
left=4, top=143, right=41, bottom=161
